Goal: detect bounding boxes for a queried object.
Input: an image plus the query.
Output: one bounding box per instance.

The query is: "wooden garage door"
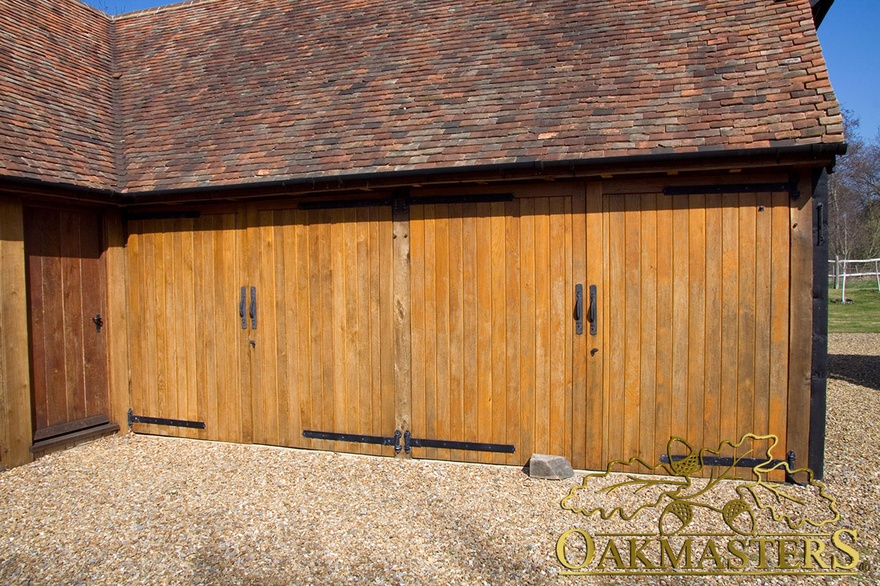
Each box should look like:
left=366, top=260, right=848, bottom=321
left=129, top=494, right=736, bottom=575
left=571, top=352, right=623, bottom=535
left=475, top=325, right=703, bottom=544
left=126, top=206, right=395, bottom=455
left=25, top=207, right=110, bottom=435
left=408, top=185, right=604, bottom=469
left=127, top=212, right=248, bottom=442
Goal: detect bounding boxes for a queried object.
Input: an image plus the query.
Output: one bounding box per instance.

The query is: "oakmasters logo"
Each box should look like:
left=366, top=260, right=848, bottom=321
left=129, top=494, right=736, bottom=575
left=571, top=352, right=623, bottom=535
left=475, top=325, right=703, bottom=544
left=556, top=434, right=863, bottom=577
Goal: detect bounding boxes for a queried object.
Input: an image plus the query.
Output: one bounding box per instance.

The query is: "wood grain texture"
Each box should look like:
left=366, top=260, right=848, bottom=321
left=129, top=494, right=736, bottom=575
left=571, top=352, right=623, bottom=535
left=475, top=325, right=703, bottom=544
left=788, top=175, right=814, bottom=470
left=25, top=208, right=110, bottom=436
left=408, top=185, right=590, bottom=467
left=0, top=198, right=32, bottom=468
left=103, top=210, right=130, bottom=435
left=595, top=179, right=799, bottom=478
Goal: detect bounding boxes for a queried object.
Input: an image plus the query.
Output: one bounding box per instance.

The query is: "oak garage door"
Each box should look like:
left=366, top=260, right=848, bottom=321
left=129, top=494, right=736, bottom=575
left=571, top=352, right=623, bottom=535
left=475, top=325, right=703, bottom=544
left=407, top=184, right=604, bottom=468
left=126, top=206, right=395, bottom=456
left=126, top=185, right=604, bottom=469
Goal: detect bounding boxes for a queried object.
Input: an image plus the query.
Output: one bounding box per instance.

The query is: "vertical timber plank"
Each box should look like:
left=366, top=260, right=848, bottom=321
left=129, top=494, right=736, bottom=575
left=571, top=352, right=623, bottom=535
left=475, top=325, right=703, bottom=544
left=393, top=198, right=413, bottom=456
left=571, top=189, right=587, bottom=469
left=703, top=196, right=723, bottom=450
left=519, top=198, right=536, bottom=463
left=770, top=191, right=791, bottom=448
left=788, top=177, right=813, bottom=470
left=670, top=195, right=689, bottom=442
left=474, top=203, right=493, bottom=463
left=737, top=194, right=757, bottom=451
left=461, top=203, right=478, bottom=458
left=447, top=205, right=463, bottom=460
left=606, top=193, right=626, bottom=463
left=623, top=194, right=641, bottom=460
left=720, top=194, right=739, bottom=444
left=103, top=210, right=130, bottom=434
left=534, top=197, right=551, bottom=456
left=687, top=195, right=706, bottom=455
left=548, top=197, right=567, bottom=458
left=409, top=205, right=426, bottom=454
left=584, top=183, right=603, bottom=470
left=754, top=194, right=773, bottom=436
left=490, top=202, right=507, bottom=465
left=639, top=194, right=658, bottom=465
left=504, top=201, right=521, bottom=465
left=0, top=198, right=32, bottom=469
left=422, top=205, right=439, bottom=460
left=654, top=192, right=674, bottom=464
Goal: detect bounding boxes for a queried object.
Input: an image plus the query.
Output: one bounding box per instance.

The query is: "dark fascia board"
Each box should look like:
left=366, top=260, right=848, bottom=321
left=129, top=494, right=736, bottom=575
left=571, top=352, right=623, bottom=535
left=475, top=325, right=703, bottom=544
left=810, top=0, right=834, bottom=29
left=1, top=141, right=846, bottom=207
left=118, top=142, right=846, bottom=206
left=0, top=175, right=122, bottom=206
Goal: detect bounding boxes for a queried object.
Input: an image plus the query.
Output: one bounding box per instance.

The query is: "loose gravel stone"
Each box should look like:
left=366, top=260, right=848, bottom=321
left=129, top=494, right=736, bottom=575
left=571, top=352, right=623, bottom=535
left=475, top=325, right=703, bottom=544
left=1, top=334, right=877, bottom=584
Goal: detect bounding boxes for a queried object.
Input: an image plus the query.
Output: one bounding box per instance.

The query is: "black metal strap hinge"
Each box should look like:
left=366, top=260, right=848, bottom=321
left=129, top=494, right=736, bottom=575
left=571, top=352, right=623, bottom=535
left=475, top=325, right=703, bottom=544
left=128, top=408, right=206, bottom=430
left=303, top=429, right=403, bottom=454
left=661, top=450, right=796, bottom=470
left=403, top=430, right=515, bottom=454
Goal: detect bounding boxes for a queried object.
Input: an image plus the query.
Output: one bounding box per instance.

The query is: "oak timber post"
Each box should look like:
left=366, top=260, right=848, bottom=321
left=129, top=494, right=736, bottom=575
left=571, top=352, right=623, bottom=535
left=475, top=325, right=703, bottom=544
left=392, top=192, right=412, bottom=457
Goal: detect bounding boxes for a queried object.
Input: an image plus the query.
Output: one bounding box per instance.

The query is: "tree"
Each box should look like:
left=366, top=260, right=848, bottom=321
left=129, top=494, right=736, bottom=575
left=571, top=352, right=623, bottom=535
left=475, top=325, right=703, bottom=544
left=828, top=112, right=880, bottom=260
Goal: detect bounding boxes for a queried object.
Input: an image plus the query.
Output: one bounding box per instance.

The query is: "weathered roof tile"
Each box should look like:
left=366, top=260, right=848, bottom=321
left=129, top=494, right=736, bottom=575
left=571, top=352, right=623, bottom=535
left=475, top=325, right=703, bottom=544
left=0, top=0, right=846, bottom=194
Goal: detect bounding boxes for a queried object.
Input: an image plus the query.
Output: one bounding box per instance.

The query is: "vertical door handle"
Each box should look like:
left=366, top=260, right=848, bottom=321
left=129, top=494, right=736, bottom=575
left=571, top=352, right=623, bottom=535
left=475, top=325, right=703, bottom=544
left=589, top=284, right=597, bottom=336
left=239, top=287, right=247, bottom=330
left=249, top=286, right=257, bottom=330
left=574, top=284, right=584, bottom=335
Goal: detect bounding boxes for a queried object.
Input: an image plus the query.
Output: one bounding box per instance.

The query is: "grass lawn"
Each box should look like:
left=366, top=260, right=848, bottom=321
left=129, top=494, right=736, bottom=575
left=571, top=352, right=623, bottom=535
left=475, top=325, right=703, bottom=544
left=828, top=278, right=880, bottom=333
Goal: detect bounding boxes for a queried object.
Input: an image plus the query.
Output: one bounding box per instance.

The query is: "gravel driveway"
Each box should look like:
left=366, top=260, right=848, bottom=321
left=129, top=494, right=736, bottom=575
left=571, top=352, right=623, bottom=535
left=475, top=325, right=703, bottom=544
left=1, top=334, right=877, bottom=585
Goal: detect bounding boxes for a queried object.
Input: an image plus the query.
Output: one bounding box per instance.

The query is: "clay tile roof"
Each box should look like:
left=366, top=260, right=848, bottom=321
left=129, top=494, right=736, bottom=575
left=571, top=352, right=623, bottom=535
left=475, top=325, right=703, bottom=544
left=0, top=0, right=116, bottom=190
left=1, top=0, right=845, bottom=194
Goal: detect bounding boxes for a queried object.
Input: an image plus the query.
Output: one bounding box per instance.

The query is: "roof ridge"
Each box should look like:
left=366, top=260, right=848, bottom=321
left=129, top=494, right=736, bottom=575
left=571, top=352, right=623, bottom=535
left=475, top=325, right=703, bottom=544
left=67, top=0, right=112, bottom=20
left=112, top=0, right=219, bottom=21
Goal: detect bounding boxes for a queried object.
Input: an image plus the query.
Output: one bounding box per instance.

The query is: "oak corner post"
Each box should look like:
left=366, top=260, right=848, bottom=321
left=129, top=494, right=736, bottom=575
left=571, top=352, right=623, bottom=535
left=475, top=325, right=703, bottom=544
left=103, top=209, right=132, bottom=436
left=0, top=197, right=33, bottom=469
left=809, top=167, right=830, bottom=479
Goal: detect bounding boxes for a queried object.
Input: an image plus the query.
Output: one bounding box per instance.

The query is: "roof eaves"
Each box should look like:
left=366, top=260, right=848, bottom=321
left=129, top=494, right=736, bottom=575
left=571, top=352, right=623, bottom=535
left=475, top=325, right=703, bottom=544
left=118, top=142, right=848, bottom=205
left=810, top=0, right=835, bottom=29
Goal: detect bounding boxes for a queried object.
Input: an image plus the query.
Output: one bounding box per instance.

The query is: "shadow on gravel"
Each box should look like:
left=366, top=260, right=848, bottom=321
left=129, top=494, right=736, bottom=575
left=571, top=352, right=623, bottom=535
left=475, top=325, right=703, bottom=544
left=828, top=354, right=880, bottom=392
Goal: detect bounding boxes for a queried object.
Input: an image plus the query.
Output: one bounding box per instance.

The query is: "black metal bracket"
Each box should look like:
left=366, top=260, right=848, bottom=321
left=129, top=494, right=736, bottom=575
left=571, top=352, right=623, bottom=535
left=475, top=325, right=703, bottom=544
left=239, top=286, right=247, bottom=329
left=588, top=284, right=597, bottom=336
left=302, top=429, right=514, bottom=455
left=302, top=429, right=403, bottom=453
left=127, top=408, right=206, bottom=430
left=92, top=314, right=103, bottom=332
left=661, top=450, right=796, bottom=475
left=249, top=286, right=257, bottom=330
left=403, top=430, right=515, bottom=454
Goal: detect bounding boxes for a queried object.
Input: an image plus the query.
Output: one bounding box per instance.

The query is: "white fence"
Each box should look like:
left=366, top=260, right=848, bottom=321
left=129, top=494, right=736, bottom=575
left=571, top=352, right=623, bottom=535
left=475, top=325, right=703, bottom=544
left=828, top=257, right=880, bottom=302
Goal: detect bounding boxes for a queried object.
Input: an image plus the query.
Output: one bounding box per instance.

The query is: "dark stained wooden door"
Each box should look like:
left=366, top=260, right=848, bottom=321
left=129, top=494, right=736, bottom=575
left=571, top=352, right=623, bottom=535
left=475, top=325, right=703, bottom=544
left=24, top=207, right=110, bottom=434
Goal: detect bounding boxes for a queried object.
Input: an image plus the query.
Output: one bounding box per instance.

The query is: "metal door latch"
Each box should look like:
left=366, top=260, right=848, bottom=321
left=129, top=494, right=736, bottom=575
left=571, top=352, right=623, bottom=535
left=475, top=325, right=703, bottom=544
left=92, top=314, right=103, bottom=332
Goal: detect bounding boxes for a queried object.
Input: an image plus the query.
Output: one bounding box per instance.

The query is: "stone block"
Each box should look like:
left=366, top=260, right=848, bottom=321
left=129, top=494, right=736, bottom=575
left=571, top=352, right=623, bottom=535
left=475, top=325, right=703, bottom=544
left=528, top=453, right=575, bottom=480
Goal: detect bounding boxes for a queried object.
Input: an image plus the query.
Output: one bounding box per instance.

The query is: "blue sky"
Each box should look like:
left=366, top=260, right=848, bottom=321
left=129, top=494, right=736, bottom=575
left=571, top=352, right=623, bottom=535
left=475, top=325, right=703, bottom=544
left=84, top=0, right=879, bottom=141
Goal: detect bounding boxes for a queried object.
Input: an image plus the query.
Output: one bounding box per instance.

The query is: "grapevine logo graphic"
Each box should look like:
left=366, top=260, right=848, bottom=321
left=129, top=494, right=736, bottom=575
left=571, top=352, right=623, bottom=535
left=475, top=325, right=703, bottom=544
left=555, top=434, right=863, bottom=576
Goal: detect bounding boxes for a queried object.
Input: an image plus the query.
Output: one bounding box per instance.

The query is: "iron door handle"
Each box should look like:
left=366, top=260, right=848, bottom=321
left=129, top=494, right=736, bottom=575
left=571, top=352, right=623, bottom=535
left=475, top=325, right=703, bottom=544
left=574, top=284, right=584, bottom=335
left=239, top=287, right=247, bottom=330
left=249, top=286, right=257, bottom=330
left=589, top=284, right=597, bottom=336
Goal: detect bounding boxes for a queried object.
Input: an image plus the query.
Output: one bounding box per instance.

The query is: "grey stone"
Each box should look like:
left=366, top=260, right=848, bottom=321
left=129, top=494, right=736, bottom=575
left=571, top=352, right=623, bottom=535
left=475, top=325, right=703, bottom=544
left=528, top=453, right=575, bottom=480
